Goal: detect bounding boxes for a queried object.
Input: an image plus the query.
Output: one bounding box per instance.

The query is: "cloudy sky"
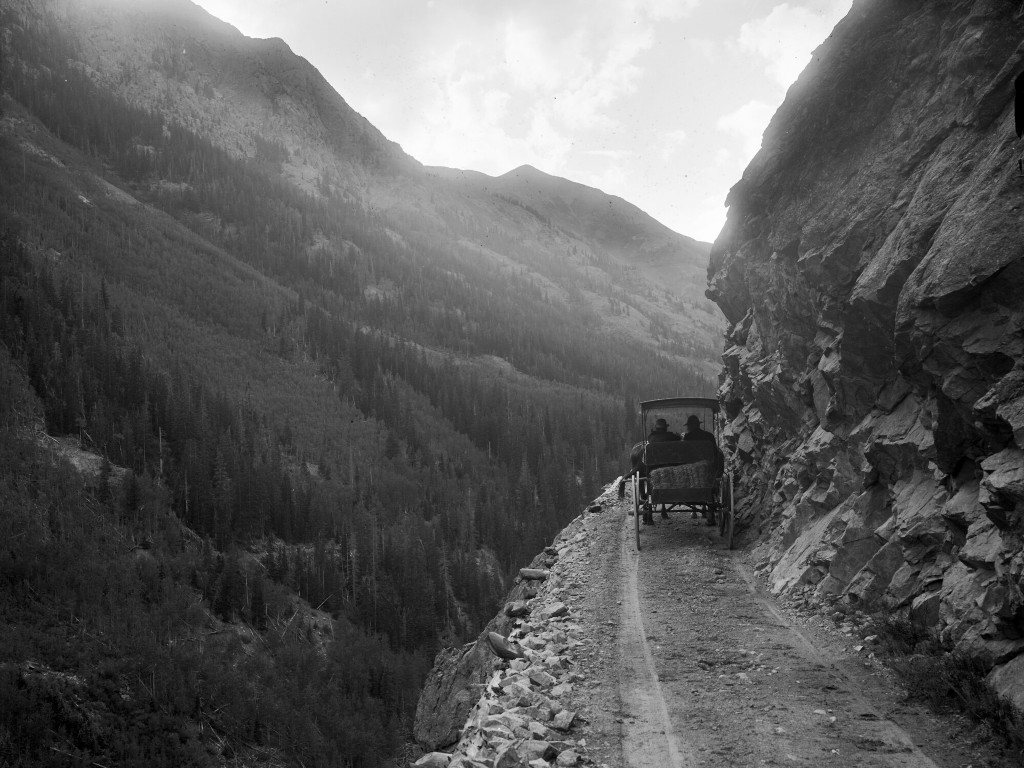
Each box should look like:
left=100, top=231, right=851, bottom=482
left=194, top=0, right=852, bottom=242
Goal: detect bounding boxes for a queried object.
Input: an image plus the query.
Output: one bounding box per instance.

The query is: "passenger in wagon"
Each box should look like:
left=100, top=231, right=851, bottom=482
left=684, top=414, right=725, bottom=477
left=682, top=414, right=714, bottom=442
left=648, top=417, right=682, bottom=442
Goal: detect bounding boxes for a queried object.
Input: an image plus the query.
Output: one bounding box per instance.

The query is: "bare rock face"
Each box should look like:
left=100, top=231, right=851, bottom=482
left=708, top=0, right=1024, bottom=684
left=414, top=551, right=554, bottom=751
left=414, top=642, right=494, bottom=751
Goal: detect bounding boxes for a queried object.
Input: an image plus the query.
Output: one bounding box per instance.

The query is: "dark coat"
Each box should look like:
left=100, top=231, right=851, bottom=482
left=648, top=428, right=682, bottom=443
left=683, top=427, right=714, bottom=442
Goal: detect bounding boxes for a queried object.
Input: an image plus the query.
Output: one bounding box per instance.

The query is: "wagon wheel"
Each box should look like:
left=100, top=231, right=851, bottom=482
left=718, top=478, right=729, bottom=537
left=632, top=474, right=642, bottom=551
left=724, top=473, right=735, bottom=550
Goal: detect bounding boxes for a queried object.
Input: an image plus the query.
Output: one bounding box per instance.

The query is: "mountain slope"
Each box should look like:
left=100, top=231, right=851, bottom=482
left=49, top=0, right=416, bottom=181
left=37, top=0, right=719, bottom=374
left=0, top=0, right=720, bottom=764
left=425, top=162, right=720, bottom=373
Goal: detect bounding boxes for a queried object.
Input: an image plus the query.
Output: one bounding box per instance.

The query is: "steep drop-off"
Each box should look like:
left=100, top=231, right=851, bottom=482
left=0, top=1, right=723, bottom=763
left=707, top=0, right=1024, bottom=706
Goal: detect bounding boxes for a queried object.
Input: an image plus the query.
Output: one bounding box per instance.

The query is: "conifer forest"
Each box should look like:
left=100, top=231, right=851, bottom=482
left=0, top=4, right=719, bottom=765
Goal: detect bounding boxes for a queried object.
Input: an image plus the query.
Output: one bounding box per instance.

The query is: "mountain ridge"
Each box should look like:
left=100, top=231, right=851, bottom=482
left=40, top=0, right=719, bottom=370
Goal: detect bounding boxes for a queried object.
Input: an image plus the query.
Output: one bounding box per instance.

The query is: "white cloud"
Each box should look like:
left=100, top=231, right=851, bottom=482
left=628, top=0, right=700, bottom=21
left=587, top=163, right=629, bottom=195
left=658, top=128, right=688, bottom=160
left=584, top=149, right=635, bottom=160
left=739, top=2, right=851, bottom=89
left=551, top=30, right=652, bottom=131
left=503, top=20, right=582, bottom=93
left=398, top=1, right=671, bottom=175
left=716, top=100, right=776, bottom=160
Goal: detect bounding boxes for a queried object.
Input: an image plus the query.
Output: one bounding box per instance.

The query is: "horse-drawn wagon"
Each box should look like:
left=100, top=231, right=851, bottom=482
left=627, top=397, right=734, bottom=550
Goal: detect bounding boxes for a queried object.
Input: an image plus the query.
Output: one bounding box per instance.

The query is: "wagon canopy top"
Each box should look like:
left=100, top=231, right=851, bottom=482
left=639, top=397, right=720, bottom=414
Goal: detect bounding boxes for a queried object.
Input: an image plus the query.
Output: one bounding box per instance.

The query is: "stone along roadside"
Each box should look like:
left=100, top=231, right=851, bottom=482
left=413, top=484, right=626, bottom=768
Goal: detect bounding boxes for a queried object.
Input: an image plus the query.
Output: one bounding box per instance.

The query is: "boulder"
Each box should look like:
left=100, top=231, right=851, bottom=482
left=492, top=742, right=522, bottom=768
left=519, top=568, right=550, bottom=581
left=537, top=602, right=568, bottom=621
left=413, top=753, right=452, bottom=768
left=987, top=653, right=1024, bottom=713
left=886, top=563, right=922, bottom=608
left=556, top=749, right=580, bottom=766
left=938, top=561, right=994, bottom=645
left=974, top=366, right=1024, bottom=447
left=981, top=448, right=1024, bottom=507
left=958, top=518, right=1005, bottom=569
left=941, top=479, right=984, bottom=529
left=528, top=669, right=557, bottom=688
left=518, top=740, right=555, bottom=762
left=504, top=601, right=530, bottom=618
left=414, top=644, right=486, bottom=750
left=415, top=570, right=542, bottom=750
left=552, top=709, right=575, bottom=731
left=859, top=395, right=935, bottom=484
left=910, top=591, right=941, bottom=627
left=845, top=541, right=906, bottom=605
left=954, top=623, right=1024, bottom=666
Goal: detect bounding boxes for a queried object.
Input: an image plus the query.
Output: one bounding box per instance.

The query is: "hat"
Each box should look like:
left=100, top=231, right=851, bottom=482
left=686, top=414, right=701, bottom=427
left=654, top=418, right=669, bottom=430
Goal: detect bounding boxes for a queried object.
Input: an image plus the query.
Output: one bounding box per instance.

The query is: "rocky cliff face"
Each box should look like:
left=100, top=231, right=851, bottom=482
left=707, top=0, right=1024, bottom=704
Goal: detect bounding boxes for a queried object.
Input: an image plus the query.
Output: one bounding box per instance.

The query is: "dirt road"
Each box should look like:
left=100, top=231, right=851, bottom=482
left=558, top=490, right=1014, bottom=768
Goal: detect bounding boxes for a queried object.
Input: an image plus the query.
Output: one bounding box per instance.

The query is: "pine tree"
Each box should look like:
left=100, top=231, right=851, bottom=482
left=212, top=449, right=233, bottom=547
left=250, top=575, right=267, bottom=630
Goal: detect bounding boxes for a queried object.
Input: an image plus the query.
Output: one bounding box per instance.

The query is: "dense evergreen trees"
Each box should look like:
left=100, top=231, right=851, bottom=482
left=0, top=6, right=716, bottom=765
left=0, top=417, right=428, bottom=767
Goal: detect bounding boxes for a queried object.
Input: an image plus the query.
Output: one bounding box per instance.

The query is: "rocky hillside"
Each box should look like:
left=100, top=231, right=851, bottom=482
left=707, top=0, right=1024, bottom=706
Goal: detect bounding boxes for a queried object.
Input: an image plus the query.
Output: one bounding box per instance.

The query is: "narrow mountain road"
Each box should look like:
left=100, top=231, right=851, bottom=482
left=558, top=489, right=1014, bottom=768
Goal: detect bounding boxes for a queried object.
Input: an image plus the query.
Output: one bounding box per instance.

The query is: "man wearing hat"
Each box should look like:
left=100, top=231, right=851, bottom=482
left=637, top=417, right=681, bottom=524
left=685, top=413, right=725, bottom=480
left=683, top=414, right=714, bottom=442
left=648, top=417, right=682, bottom=443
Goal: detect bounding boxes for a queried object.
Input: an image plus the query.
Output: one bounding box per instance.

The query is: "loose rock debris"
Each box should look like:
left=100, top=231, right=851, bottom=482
left=414, top=496, right=613, bottom=768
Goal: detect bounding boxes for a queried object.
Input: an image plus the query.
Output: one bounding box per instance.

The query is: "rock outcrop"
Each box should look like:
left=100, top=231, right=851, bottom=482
left=707, top=0, right=1024, bottom=700
left=413, top=493, right=617, bottom=767
left=414, top=569, right=543, bottom=751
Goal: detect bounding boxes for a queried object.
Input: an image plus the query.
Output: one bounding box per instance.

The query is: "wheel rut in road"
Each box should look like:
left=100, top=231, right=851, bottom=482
left=560, top=494, right=1014, bottom=768
left=617, top=516, right=696, bottom=767
left=624, top=509, right=941, bottom=767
